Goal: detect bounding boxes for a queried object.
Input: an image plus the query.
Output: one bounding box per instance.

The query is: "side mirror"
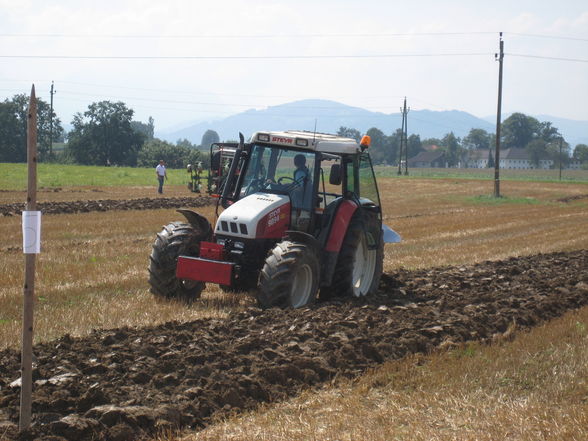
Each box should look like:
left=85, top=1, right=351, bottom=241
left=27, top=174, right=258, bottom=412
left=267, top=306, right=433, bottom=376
left=329, top=163, right=342, bottom=185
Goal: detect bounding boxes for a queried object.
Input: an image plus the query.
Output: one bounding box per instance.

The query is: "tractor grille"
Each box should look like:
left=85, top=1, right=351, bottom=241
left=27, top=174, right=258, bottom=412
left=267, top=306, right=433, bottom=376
left=218, top=220, right=248, bottom=235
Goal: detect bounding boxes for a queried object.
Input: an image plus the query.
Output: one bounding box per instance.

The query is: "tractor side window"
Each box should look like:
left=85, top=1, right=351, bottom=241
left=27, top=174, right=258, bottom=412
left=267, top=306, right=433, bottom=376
left=320, top=156, right=343, bottom=207
left=358, top=153, right=380, bottom=206
left=345, top=158, right=357, bottom=196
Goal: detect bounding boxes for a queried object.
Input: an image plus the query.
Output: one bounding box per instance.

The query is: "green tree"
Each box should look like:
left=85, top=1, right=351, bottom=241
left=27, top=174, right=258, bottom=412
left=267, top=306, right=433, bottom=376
left=487, top=149, right=495, bottom=168
left=421, top=137, right=442, bottom=148
left=539, top=121, right=560, bottom=143
left=0, top=94, right=63, bottom=162
left=131, top=116, right=155, bottom=140
left=137, top=138, right=205, bottom=169
left=407, top=134, right=422, bottom=159
left=66, top=101, right=145, bottom=166
left=441, top=132, right=461, bottom=167
left=337, top=126, right=362, bottom=142
left=501, top=113, right=540, bottom=149
left=573, top=144, right=588, bottom=163
left=463, top=128, right=491, bottom=150
left=526, top=139, right=548, bottom=167
left=201, top=129, right=220, bottom=148
left=0, top=101, right=23, bottom=162
left=177, top=138, right=197, bottom=149
left=366, top=127, right=399, bottom=165
left=546, top=139, right=570, bottom=169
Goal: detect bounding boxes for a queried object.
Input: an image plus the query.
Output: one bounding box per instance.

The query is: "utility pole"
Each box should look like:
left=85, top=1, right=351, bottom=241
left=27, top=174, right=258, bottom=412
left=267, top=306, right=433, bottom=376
left=49, top=81, right=55, bottom=158
left=397, top=103, right=405, bottom=175
left=559, top=138, right=563, bottom=181
left=403, top=97, right=410, bottom=175
left=494, top=33, right=504, bottom=198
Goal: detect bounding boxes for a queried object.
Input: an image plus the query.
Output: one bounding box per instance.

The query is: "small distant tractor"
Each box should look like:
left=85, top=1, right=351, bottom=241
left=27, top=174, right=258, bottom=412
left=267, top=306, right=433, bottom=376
left=187, top=143, right=238, bottom=194
left=149, top=131, right=400, bottom=308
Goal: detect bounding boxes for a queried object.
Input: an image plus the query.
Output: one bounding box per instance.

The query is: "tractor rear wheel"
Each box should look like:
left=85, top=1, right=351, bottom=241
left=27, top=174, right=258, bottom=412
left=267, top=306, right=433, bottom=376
left=257, top=240, right=320, bottom=308
left=149, top=221, right=207, bottom=302
left=320, top=211, right=383, bottom=299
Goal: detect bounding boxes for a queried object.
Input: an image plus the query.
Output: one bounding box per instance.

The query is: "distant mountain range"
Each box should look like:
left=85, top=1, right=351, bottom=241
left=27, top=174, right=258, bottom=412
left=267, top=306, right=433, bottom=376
left=157, top=99, right=588, bottom=147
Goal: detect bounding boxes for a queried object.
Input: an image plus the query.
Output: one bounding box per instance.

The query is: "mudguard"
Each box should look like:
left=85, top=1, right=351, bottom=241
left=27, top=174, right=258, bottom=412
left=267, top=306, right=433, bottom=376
left=177, top=209, right=213, bottom=239
left=284, top=230, right=322, bottom=255
left=382, top=224, right=401, bottom=243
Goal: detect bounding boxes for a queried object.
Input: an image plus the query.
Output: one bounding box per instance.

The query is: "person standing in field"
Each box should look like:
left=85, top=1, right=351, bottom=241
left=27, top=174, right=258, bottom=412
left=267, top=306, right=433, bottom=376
left=155, top=160, right=167, bottom=194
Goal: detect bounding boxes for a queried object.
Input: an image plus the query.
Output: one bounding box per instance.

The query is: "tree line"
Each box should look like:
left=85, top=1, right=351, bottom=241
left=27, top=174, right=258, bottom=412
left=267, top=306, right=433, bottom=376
left=1, top=94, right=587, bottom=169
left=340, top=113, right=588, bottom=168
left=0, top=95, right=218, bottom=169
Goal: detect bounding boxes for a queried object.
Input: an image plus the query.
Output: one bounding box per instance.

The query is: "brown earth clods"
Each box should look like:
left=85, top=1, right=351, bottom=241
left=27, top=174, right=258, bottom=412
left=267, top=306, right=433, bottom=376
left=0, top=250, right=587, bottom=441
left=0, top=197, right=214, bottom=217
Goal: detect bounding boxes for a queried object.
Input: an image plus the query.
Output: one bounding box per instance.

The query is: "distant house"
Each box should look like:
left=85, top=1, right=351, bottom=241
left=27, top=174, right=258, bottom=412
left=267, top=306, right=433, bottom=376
left=503, top=148, right=551, bottom=169
left=568, top=160, right=582, bottom=170
left=407, top=150, right=447, bottom=168
left=466, top=148, right=554, bottom=170
left=466, top=149, right=491, bottom=168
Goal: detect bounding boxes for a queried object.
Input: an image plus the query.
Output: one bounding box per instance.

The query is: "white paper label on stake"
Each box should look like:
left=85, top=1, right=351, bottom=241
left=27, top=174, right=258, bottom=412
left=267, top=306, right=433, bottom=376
left=22, top=211, right=41, bottom=254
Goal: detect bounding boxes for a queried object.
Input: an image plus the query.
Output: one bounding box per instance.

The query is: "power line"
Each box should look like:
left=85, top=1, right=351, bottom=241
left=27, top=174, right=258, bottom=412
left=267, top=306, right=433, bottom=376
left=507, top=53, right=588, bottom=63
left=0, top=52, right=492, bottom=60
left=505, top=32, right=588, bottom=42
left=0, top=31, right=499, bottom=39
left=2, top=30, right=585, bottom=42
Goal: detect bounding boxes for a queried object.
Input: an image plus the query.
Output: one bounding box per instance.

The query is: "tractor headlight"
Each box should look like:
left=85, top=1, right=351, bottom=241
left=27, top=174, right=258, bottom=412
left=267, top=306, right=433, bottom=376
left=234, top=241, right=245, bottom=250
left=216, top=238, right=226, bottom=246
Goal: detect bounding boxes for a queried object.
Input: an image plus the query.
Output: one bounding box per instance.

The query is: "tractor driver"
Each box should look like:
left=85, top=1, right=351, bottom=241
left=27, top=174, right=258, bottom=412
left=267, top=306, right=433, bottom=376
left=290, top=154, right=313, bottom=232
left=293, top=154, right=310, bottom=184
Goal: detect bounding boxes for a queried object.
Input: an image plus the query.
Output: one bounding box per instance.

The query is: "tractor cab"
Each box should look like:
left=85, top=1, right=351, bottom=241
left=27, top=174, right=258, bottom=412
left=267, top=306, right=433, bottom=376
left=149, top=130, right=401, bottom=309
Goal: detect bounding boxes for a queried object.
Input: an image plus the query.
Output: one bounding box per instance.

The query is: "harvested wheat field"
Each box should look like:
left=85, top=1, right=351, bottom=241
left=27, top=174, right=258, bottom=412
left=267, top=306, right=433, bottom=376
left=0, top=177, right=587, bottom=441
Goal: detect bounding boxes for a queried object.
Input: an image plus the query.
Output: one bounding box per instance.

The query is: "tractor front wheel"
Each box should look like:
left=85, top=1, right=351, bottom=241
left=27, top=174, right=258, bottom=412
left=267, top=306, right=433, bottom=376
left=149, top=221, right=207, bottom=302
left=257, top=240, right=320, bottom=309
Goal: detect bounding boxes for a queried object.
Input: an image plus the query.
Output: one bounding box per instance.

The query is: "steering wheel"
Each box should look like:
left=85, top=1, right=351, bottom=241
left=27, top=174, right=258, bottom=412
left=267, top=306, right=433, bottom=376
left=277, top=176, right=296, bottom=185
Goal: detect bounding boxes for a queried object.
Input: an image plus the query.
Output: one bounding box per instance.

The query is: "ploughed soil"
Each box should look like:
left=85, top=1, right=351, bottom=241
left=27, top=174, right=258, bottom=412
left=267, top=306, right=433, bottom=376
left=0, top=197, right=214, bottom=217
left=1, top=250, right=587, bottom=440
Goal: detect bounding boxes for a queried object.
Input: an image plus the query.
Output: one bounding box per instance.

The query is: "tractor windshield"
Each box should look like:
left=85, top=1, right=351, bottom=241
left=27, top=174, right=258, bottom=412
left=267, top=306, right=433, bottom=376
left=240, top=144, right=316, bottom=211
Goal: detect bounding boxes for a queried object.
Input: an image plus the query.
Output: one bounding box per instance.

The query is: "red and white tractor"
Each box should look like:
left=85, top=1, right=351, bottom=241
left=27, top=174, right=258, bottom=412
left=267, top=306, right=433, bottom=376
left=149, top=131, right=401, bottom=308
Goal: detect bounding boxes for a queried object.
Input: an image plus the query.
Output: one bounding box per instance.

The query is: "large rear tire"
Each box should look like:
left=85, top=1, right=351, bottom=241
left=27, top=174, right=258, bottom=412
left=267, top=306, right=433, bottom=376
left=149, top=221, right=208, bottom=302
left=257, top=240, right=320, bottom=309
left=320, top=210, right=383, bottom=299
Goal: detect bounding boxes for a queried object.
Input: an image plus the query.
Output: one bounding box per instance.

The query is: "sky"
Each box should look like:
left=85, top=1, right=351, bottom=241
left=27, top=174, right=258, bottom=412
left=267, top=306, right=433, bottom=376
left=1, top=0, right=587, bottom=135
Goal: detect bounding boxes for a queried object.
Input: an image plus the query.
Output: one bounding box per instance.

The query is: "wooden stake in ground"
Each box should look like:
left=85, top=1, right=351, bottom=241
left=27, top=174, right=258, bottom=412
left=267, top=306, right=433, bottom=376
left=20, top=84, right=38, bottom=431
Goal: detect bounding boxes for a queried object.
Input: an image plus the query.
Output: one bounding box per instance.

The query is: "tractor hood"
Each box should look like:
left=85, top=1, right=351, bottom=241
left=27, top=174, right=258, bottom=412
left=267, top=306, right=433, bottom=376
left=215, top=193, right=291, bottom=240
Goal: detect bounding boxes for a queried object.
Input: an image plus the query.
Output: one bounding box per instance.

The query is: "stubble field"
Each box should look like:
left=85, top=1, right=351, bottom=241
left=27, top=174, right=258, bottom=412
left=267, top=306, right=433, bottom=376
left=0, top=174, right=587, bottom=440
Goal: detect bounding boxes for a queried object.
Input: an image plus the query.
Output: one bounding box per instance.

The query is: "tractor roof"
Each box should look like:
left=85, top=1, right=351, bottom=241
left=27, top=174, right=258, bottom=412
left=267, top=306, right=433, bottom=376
left=250, top=130, right=361, bottom=155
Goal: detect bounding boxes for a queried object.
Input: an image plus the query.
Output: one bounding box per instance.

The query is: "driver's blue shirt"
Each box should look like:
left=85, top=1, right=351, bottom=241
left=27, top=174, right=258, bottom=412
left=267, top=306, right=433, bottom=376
left=294, top=167, right=309, bottom=184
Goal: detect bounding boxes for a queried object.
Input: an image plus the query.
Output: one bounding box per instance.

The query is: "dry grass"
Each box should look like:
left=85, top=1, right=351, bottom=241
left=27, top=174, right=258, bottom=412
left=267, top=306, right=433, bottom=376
left=1, top=179, right=587, bottom=350
left=1, top=177, right=587, bottom=440
left=0, top=203, right=255, bottom=349
left=379, top=179, right=588, bottom=268
left=175, top=306, right=588, bottom=441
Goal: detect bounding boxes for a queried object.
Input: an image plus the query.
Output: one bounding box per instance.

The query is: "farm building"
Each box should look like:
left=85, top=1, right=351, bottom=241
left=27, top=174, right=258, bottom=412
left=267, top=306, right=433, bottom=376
left=465, top=148, right=554, bottom=169
left=466, top=149, right=492, bottom=168
left=407, top=150, right=447, bottom=168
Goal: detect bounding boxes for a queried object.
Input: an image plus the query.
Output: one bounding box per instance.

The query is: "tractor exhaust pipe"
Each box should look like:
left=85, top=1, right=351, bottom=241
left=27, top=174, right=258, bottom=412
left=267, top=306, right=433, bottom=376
left=220, top=132, right=245, bottom=208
